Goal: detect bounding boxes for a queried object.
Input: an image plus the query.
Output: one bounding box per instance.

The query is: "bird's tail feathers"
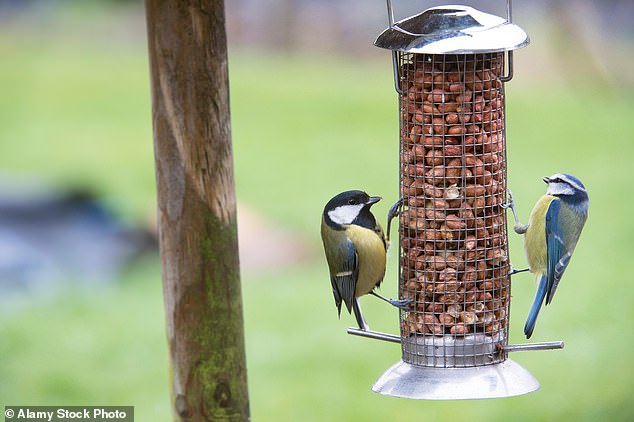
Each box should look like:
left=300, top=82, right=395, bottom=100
left=336, top=301, right=343, bottom=319
left=524, top=274, right=548, bottom=339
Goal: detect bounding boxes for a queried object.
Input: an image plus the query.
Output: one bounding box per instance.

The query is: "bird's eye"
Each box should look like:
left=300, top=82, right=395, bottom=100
left=348, top=199, right=357, bottom=205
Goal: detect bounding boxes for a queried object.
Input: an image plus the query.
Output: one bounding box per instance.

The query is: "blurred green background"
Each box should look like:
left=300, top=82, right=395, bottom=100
left=1, top=1, right=633, bottom=421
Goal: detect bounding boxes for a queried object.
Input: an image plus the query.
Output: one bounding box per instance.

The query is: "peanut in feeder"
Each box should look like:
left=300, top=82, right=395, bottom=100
left=347, top=1, right=565, bottom=400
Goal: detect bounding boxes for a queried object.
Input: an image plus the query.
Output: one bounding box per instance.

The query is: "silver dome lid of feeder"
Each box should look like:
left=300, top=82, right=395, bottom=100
left=374, top=5, right=529, bottom=54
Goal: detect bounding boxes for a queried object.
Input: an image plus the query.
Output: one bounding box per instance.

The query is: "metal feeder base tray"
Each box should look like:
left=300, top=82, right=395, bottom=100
left=372, top=359, right=539, bottom=400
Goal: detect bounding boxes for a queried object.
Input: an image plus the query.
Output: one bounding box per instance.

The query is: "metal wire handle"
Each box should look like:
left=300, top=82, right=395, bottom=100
left=385, top=0, right=513, bottom=26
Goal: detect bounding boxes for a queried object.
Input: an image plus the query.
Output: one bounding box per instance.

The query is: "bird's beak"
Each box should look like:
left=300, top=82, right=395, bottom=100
left=367, top=196, right=382, bottom=205
left=542, top=176, right=550, bottom=184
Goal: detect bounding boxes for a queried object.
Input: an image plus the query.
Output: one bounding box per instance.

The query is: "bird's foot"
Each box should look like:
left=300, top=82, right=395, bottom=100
left=509, top=264, right=530, bottom=276
left=386, top=197, right=404, bottom=241
left=388, top=197, right=404, bottom=221
left=370, top=291, right=413, bottom=311
left=387, top=298, right=414, bottom=311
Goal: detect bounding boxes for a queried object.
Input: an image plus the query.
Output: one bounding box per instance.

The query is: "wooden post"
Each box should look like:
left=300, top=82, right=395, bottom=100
left=145, top=1, right=249, bottom=420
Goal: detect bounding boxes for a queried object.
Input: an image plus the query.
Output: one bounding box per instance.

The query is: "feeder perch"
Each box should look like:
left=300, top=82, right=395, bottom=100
left=348, top=1, right=564, bottom=400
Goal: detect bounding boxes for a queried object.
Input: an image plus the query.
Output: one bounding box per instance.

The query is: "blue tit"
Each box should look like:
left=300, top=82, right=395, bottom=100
left=321, top=190, right=407, bottom=331
left=506, top=173, right=589, bottom=339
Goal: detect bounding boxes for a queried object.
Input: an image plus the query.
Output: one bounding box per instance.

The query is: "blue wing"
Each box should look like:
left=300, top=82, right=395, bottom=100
left=524, top=199, right=563, bottom=338
left=545, top=199, right=567, bottom=305
left=330, top=239, right=358, bottom=315
left=525, top=197, right=581, bottom=338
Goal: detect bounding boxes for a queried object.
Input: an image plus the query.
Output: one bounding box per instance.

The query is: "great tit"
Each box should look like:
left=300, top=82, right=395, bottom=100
left=505, top=173, right=589, bottom=338
left=320, top=190, right=406, bottom=331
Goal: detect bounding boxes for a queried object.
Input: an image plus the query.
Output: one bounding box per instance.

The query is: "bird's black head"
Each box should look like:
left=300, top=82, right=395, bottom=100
left=323, top=190, right=381, bottom=229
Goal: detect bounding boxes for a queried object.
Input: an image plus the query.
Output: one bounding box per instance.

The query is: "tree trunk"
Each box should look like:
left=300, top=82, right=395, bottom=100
left=145, top=1, right=249, bottom=420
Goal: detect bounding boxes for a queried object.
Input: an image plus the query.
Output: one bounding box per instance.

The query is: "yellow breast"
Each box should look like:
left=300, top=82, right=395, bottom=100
left=524, top=194, right=556, bottom=275
left=345, top=224, right=387, bottom=297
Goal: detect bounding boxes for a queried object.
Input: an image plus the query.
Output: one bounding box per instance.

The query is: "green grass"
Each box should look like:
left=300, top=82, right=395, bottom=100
left=0, top=260, right=170, bottom=420
left=1, top=7, right=634, bottom=421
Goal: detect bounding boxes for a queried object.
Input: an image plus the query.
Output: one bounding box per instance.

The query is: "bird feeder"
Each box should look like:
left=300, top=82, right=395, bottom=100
left=348, top=1, right=564, bottom=400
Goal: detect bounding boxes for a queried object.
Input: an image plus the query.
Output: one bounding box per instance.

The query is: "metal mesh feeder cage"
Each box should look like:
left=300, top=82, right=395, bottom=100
left=347, top=1, right=565, bottom=400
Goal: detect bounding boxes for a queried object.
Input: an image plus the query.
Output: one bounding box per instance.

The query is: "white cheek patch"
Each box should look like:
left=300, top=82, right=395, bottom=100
left=328, top=204, right=364, bottom=225
left=547, top=182, right=574, bottom=196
